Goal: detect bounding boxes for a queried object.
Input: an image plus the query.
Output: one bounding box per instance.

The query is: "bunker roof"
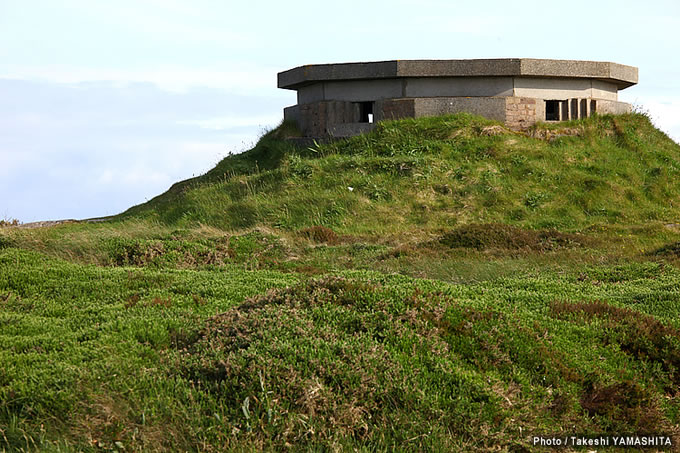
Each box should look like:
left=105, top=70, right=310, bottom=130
left=278, top=59, right=638, bottom=91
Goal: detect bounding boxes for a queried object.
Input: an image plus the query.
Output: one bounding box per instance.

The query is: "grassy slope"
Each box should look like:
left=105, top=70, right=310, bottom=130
left=2, top=113, right=680, bottom=451
left=123, top=113, right=680, bottom=233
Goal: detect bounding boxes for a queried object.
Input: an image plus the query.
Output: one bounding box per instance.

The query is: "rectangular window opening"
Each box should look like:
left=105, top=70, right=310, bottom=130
left=545, top=100, right=560, bottom=121
left=359, top=101, right=374, bottom=123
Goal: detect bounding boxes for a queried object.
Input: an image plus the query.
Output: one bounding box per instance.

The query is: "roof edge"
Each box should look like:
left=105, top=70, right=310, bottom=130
left=278, top=58, right=638, bottom=90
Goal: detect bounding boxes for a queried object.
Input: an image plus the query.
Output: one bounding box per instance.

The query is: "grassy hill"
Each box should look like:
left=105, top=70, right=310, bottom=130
left=2, top=113, right=680, bottom=451
left=124, top=112, right=680, bottom=232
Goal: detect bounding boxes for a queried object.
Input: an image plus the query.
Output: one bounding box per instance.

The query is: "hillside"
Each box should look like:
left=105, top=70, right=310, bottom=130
left=124, top=113, right=680, bottom=232
left=2, top=113, right=680, bottom=452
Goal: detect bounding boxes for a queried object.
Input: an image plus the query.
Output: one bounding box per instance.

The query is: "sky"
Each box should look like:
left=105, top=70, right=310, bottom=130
left=1, top=0, right=679, bottom=222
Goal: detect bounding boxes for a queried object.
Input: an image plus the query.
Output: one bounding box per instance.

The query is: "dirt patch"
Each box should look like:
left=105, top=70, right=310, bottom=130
left=76, top=392, right=177, bottom=452
left=439, top=223, right=587, bottom=252
left=298, top=225, right=339, bottom=244
left=479, top=125, right=511, bottom=136
left=527, top=127, right=582, bottom=141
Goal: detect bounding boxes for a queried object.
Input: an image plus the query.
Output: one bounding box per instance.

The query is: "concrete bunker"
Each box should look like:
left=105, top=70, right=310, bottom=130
left=278, top=59, right=638, bottom=138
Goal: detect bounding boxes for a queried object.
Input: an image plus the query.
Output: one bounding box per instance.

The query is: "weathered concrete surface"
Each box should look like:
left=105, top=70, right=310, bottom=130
left=595, top=99, right=632, bottom=115
left=297, top=76, right=619, bottom=105
left=323, top=79, right=402, bottom=102
left=404, top=76, right=513, bottom=97
left=279, top=61, right=398, bottom=89
left=297, top=83, right=325, bottom=104
left=379, top=98, right=416, bottom=121
left=413, top=97, right=508, bottom=123
left=380, top=96, right=533, bottom=129
left=513, top=77, right=618, bottom=101
left=279, top=59, right=638, bottom=90
left=591, top=80, right=619, bottom=101
left=284, top=101, right=359, bottom=137
left=279, top=59, right=637, bottom=137
left=517, top=59, right=637, bottom=89
left=283, top=104, right=299, bottom=119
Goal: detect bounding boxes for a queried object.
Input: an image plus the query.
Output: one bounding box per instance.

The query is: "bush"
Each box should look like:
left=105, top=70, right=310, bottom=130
left=439, top=223, right=586, bottom=251
left=299, top=225, right=339, bottom=244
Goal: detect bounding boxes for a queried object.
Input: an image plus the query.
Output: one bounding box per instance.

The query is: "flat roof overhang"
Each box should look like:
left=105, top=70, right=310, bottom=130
left=278, top=59, right=638, bottom=91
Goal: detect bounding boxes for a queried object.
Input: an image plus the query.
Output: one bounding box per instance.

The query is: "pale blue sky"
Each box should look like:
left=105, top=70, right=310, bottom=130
left=1, top=0, right=679, bottom=222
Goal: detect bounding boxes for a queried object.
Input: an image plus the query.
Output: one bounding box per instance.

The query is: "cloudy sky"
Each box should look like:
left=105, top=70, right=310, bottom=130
left=1, top=0, right=679, bottom=222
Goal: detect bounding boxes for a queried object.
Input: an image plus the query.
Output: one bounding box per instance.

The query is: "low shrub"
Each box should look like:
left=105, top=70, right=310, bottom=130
left=298, top=225, right=339, bottom=244
left=439, top=223, right=587, bottom=251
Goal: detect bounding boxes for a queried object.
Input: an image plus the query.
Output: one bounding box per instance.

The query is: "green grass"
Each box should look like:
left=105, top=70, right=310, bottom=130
left=0, top=248, right=296, bottom=451
left=121, top=113, right=680, bottom=233
left=2, top=112, right=680, bottom=451
left=2, top=250, right=680, bottom=451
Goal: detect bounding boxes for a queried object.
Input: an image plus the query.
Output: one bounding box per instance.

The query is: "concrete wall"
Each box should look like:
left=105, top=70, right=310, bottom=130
left=513, top=77, right=618, bottom=101
left=596, top=100, right=632, bottom=115
left=297, top=80, right=402, bottom=104
left=284, top=101, right=358, bottom=137
left=591, top=80, right=619, bottom=101
left=413, top=97, right=508, bottom=122
left=403, top=77, right=513, bottom=97
left=285, top=92, right=632, bottom=137
left=322, top=79, right=402, bottom=102
left=296, top=76, right=619, bottom=105
left=283, top=105, right=300, bottom=124
left=378, top=98, right=416, bottom=121
left=297, top=84, right=325, bottom=105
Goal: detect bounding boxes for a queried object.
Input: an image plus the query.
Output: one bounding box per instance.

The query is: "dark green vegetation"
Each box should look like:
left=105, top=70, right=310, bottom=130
left=2, top=113, right=680, bottom=451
